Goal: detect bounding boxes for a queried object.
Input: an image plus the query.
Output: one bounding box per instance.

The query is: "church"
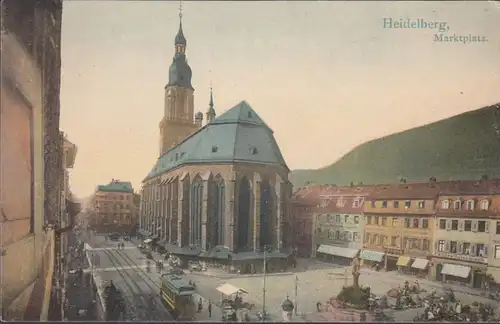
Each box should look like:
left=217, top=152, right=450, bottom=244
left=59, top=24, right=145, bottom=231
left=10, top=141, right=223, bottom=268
left=138, top=12, right=294, bottom=273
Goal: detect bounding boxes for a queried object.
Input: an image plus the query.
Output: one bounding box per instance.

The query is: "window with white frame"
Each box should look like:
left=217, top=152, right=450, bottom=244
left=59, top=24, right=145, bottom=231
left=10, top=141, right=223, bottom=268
left=466, top=200, right=474, bottom=211
left=438, top=240, right=445, bottom=252
left=441, top=200, right=450, bottom=209
left=495, top=245, right=500, bottom=259
left=480, top=199, right=489, bottom=211
left=454, top=200, right=461, bottom=210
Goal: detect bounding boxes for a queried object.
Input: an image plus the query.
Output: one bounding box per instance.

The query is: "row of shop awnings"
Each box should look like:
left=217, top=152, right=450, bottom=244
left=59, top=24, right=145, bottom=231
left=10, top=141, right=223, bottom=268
left=396, top=256, right=429, bottom=269
left=316, top=245, right=430, bottom=270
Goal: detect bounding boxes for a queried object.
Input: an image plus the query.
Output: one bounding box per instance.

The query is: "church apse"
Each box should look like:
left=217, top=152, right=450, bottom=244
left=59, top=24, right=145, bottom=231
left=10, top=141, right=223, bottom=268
left=236, top=176, right=252, bottom=251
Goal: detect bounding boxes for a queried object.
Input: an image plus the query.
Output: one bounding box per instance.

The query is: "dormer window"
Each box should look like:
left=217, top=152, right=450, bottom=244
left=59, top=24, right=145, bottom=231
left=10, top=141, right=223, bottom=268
left=466, top=200, right=474, bottom=211
left=404, top=200, right=411, bottom=209
left=180, top=152, right=185, bottom=158
left=441, top=200, right=450, bottom=209
left=480, top=199, right=489, bottom=211
left=418, top=201, right=425, bottom=209
left=393, top=201, right=400, bottom=208
left=381, top=200, right=388, bottom=208
left=454, top=200, right=461, bottom=210
left=250, top=147, right=258, bottom=155
left=247, top=111, right=253, bottom=118
left=212, top=145, right=218, bottom=153
left=175, top=153, right=179, bottom=161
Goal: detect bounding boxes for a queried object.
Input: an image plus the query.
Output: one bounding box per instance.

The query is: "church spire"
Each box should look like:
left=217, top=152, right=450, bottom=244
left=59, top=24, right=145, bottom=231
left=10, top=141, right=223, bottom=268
left=206, top=85, right=216, bottom=123
left=174, top=1, right=186, bottom=52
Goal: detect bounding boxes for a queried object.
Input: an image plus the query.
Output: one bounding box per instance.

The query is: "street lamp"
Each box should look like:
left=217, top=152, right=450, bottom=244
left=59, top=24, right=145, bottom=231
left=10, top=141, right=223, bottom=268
left=294, top=276, right=298, bottom=316
left=262, top=245, right=267, bottom=321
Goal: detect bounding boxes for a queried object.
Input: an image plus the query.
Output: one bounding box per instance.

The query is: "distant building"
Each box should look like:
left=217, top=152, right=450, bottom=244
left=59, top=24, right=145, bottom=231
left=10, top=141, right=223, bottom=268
left=139, top=12, right=293, bottom=273
left=89, top=180, right=137, bottom=234
left=290, top=198, right=315, bottom=258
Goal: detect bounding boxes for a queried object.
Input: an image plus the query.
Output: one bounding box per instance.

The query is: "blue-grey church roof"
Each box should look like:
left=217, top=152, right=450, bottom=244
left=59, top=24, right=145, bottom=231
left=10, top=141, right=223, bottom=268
left=145, top=101, right=288, bottom=181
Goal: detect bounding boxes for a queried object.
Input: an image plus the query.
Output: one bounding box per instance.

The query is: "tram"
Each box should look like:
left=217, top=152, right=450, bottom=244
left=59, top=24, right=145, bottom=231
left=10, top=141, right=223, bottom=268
left=160, top=274, right=196, bottom=320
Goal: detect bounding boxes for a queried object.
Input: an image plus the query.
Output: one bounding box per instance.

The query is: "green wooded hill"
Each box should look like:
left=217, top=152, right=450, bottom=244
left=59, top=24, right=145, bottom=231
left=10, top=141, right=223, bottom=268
left=290, top=103, right=500, bottom=189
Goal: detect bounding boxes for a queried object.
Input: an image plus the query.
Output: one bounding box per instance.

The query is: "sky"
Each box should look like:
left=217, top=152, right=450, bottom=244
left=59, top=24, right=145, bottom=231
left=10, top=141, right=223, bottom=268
left=60, top=1, right=500, bottom=198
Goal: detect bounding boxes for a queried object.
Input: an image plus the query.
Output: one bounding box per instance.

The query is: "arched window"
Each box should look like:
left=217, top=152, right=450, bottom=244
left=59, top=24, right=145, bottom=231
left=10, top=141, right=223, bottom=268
left=453, top=200, right=461, bottom=210
left=466, top=200, right=475, bottom=211
left=214, top=175, right=226, bottom=246
left=441, top=200, right=450, bottom=209
left=237, top=177, right=251, bottom=251
left=260, top=181, right=273, bottom=249
left=190, top=175, right=203, bottom=247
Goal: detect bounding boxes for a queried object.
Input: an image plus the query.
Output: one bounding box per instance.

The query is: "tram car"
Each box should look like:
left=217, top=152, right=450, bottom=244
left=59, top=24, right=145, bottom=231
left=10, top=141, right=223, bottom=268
left=160, top=274, right=196, bottom=320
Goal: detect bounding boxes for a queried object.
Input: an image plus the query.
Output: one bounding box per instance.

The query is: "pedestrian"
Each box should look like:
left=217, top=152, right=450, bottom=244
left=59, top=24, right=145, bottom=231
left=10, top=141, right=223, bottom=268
left=208, top=301, right=212, bottom=318
left=198, top=298, right=203, bottom=313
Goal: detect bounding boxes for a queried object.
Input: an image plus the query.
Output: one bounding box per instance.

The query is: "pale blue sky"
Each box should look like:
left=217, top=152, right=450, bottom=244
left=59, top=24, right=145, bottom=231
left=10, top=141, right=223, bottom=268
left=60, top=1, right=500, bottom=197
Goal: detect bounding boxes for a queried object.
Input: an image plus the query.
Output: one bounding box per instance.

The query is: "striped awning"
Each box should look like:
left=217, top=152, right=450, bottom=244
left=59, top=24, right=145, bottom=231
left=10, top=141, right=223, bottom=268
left=359, top=250, right=385, bottom=262
left=317, top=245, right=359, bottom=259
left=396, top=256, right=411, bottom=267
left=441, top=263, right=471, bottom=278
left=411, top=258, right=429, bottom=269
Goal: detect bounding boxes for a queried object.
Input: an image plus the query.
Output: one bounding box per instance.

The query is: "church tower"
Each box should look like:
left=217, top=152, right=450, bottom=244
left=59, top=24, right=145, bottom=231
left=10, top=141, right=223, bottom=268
left=159, top=8, right=201, bottom=156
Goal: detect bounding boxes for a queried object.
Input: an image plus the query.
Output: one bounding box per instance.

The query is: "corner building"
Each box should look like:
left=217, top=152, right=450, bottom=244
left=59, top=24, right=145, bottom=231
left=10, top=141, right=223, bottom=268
left=139, top=14, right=293, bottom=273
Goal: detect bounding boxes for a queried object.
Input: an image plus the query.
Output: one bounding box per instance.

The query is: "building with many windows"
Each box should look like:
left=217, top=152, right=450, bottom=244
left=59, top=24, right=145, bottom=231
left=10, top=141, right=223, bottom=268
left=432, top=180, right=494, bottom=288
left=290, top=193, right=316, bottom=258
left=88, top=180, right=137, bottom=234
left=310, top=186, right=371, bottom=265
left=139, top=12, right=293, bottom=273
left=488, top=185, right=500, bottom=286
left=363, top=183, right=436, bottom=274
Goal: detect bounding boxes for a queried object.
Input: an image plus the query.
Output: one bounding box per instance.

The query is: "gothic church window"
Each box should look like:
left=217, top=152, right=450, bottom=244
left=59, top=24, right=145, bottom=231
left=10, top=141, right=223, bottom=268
left=190, top=175, right=203, bottom=247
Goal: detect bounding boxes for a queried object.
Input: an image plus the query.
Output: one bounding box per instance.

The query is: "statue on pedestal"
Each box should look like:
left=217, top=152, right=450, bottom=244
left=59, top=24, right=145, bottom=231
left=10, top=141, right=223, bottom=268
left=352, top=258, right=360, bottom=288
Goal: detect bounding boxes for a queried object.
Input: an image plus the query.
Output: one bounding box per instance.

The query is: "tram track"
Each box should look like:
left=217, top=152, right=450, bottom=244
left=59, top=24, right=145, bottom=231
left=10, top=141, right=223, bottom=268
left=101, top=248, right=154, bottom=321
left=113, top=248, right=174, bottom=320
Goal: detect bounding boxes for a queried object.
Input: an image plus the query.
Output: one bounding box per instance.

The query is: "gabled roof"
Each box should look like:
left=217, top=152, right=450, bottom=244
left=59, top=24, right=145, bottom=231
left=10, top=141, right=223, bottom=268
left=145, top=101, right=288, bottom=180
left=97, top=181, right=134, bottom=193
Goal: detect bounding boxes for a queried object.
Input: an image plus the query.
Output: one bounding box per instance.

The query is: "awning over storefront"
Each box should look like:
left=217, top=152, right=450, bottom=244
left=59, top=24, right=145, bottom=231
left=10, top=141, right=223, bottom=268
left=317, top=245, right=359, bottom=259
left=359, top=250, right=385, bottom=262
left=396, top=256, right=411, bottom=266
left=487, top=266, right=500, bottom=283
left=441, top=263, right=471, bottom=278
left=216, top=283, right=247, bottom=296
left=143, top=238, right=153, bottom=244
left=411, top=258, right=429, bottom=269
left=138, top=229, right=150, bottom=237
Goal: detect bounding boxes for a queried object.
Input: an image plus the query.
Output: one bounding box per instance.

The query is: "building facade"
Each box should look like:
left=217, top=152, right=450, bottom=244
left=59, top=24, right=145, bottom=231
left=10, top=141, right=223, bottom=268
left=1, top=0, right=64, bottom=320
left=431, top=180, right=494, bottom=288
left=363, top=184, right=436, bottom=275
left=487, top=185, right=500, bottom=286
left=290, top=198, right=315, bottom=258
left=89, top=180, right=137, bottom=234
left=309, top=186, right=370, bottom=265
left=139, top=13, right=293, bottom=273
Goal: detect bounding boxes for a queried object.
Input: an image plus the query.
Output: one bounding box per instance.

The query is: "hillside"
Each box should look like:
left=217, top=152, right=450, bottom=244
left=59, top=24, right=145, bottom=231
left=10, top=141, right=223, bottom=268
left=290, top=103, right=500, bottom=189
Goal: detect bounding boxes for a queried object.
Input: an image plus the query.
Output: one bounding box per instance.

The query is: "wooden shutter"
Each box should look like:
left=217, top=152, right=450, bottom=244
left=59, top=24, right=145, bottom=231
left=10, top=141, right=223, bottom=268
left=458, top=241, right=463, bottom=254
left=485, top=221, right=489, bottom=233
left=446, top=220, right=452, bottom=230
left=471, top=220, right=478, bottom=232
left=458, top=220, right=464, bottom=231
left=470, top=244, right=477, bottom=256
left=484, top=245, right=488, bottom=257
left=445, top=241, right=450, bottom=252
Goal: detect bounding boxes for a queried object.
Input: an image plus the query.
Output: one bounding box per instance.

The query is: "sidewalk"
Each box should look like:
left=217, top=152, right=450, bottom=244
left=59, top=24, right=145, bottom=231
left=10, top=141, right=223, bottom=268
left=192, top=293, right=223, bottom=322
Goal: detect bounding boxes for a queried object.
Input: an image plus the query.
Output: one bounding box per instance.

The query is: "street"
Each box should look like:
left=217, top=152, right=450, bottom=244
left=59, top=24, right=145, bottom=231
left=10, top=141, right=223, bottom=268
left=85, top=236, right=174, bottom=321
left=81, top=234, right=499, bottom=322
